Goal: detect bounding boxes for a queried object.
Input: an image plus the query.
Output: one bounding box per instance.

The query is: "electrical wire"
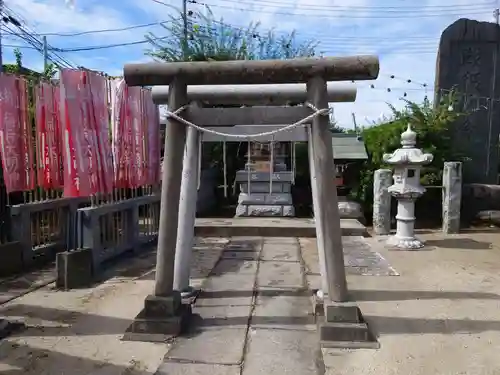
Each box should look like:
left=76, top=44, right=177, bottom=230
left=2, top=5, right=77, bottom=68
left=192, top=0, right=496, bottom=12
left=182, top=0, right=493, bottom=18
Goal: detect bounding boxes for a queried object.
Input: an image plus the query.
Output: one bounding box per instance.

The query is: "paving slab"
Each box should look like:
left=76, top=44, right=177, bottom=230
left=242, top=323, right=320, bottom=375
left=257, top=261, right=303, bottom=289
left=156, top=362, right=240, bottom=375
left=252, top=294, right=315, bottom=331
left=211, top=259, right=259, bottom=276
left=260, top=242, right=301, bottom=262
left=194, top=304, right=253, bottom=329
left=164, top=327, right=248, bottom=366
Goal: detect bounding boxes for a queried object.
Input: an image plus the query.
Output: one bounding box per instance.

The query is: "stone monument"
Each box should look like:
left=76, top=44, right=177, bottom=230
left=235, top=141, right=295, bottom=217
left=435, top=18, right=500, bottom=184
left=383, top=124, right=433, bottom=250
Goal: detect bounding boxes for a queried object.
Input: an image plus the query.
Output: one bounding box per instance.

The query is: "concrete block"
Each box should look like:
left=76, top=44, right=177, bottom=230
left=324, top=301, right=361, bottom=323
left=123, top=302, right=191, bottom=343
left=144, top=293, right=182, bottom=318
left=265, top=193, right=293, bottom=205
left=338, top=200, right=364, bottom=221
left=247, top=205, right=283, bottom=216
left=238, top=193, right=267, bottom=205
left=240, top=182, right=284, bottom=193
left=282, top=205, right=295, bottom=217
left=320, top=321, right=369, bottom=342
left=0, top=241, right=23, bottom=276
left=235, top=171, right=294, bottom=182
left=234, top=204, right=247, bottom=217
left=55, top=248, right=93, bottom=290
left=0, top=319, right=25, bottom=340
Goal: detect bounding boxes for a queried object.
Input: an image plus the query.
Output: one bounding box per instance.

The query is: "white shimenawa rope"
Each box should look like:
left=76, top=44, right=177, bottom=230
left=165, top=102, right=331, bottom=140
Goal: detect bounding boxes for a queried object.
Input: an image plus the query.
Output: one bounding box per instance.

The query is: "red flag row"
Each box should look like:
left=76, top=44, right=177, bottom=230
left=0, top=71, right=161, bottom=196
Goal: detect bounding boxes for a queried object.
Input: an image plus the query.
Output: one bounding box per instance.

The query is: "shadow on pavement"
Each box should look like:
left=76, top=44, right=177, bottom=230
left=423, top=238, right=492, bottom=250
left=0, top=341, right=153, bottom=375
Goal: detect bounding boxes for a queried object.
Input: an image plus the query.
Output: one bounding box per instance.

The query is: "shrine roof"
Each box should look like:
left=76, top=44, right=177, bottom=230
left=332, top=133, right=368, bottom=160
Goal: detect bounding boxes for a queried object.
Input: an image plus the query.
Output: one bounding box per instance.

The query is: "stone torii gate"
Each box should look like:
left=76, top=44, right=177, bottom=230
left=122, top=56, right=380, bottom=340
left=152, top=82, right=358, bottom=298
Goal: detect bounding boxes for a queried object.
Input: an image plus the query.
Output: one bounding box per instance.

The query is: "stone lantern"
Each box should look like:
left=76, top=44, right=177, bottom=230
left=383, top=124, right=433, bottom=249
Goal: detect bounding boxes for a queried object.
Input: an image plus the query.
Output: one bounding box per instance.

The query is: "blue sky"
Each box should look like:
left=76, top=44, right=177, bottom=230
left=4, top=0, right=497, bottom=128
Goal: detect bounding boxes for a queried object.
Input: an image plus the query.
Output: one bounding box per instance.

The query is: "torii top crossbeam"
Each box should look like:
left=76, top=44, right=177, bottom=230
left=123, top=55, right=379, bottom=86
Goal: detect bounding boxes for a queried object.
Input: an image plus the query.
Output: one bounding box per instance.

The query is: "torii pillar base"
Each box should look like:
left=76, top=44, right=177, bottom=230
left=122, top=293, right=192, bottom=343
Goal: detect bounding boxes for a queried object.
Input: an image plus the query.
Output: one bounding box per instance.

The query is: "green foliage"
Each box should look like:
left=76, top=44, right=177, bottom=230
left=352, top=91, right=466, bottom=216
left=145, top=7, right=319, bottom=201
left=144, top=6, right=318, bottom=62
left=2, top=49, right=58, bottom=127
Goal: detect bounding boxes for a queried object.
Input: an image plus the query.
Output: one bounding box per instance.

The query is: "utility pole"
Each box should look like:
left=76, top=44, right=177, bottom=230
left=486, top=4, right=499, bottom=180
left=351, top=112, right=358, bottom=134
left=182, top=0, right=188, bottom=59
left=0, top=0, right=4, bottom=73
left=42, top=36, right=48, bottom=71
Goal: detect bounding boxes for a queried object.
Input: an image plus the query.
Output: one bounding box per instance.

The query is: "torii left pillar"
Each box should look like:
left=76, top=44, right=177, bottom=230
left=124, top=78, right=189, bottom=341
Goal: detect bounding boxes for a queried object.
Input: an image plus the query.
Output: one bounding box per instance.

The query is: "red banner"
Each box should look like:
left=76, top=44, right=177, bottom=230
left=110, top=79, right=126, bottom=189
left=87, top=72, right=113, bottom=194
left=0, top=74, right=35, bottom=193
left=128, top=87, right=145, bottom=188
left=110, top=81, right=160, bottom=189
left=60, top=69, right=117, bottom=197
left=60, top=70, right=91, bottom=197
left=35, top=82, right=63, bottom=189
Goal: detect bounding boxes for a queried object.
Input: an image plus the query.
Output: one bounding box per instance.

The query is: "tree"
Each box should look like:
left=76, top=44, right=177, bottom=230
left=351, top=91, right=466, bottom=223
left=145, top=7, right=320, bottom=203
left=144, top=7, right=318, bottom=62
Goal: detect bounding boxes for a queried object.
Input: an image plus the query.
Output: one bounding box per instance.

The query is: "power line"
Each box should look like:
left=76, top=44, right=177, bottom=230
left=2, top=20, right=177, bottom=37
left=2, top=5, right=76, bottom=68
left=183, top=0, right=493, bottom=18
left=200, top=0, right=496, bottom=12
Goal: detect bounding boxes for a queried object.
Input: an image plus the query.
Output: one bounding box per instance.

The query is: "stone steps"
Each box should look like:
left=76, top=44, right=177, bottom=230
left=194, top=218, right=368, bottom=237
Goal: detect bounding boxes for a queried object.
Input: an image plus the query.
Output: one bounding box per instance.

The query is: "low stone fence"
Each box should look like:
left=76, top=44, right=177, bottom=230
left=0, top=197, right=88, bottom=276
left=0, top=168, right=218, bottom=279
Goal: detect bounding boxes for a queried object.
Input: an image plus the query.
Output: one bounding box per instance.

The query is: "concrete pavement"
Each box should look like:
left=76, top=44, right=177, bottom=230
left=301, top=230, right=500, bottom=375
left=1, top=229, right=500, bottom=375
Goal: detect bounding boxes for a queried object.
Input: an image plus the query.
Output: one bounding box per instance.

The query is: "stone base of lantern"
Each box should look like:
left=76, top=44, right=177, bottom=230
left=386, top=235, right=425, bottom=250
